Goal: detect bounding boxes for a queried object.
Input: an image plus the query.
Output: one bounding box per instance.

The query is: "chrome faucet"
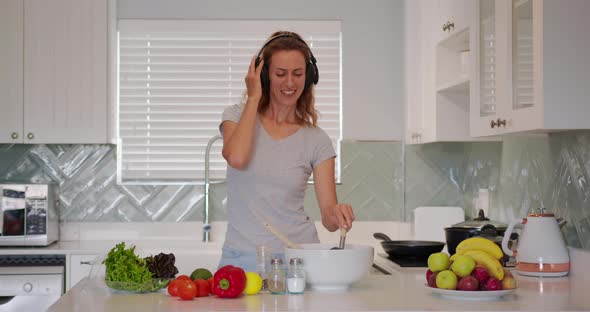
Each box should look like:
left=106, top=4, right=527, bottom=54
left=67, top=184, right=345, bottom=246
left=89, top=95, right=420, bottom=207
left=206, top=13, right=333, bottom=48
left=203, top=134, right=224, bottom=242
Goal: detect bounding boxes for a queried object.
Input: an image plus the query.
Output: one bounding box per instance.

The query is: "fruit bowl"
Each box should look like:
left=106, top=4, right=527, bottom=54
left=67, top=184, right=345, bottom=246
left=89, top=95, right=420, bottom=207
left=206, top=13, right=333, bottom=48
left=426, top=284, right=516, bottom=301
left=105, top=278, right=172, bottom=293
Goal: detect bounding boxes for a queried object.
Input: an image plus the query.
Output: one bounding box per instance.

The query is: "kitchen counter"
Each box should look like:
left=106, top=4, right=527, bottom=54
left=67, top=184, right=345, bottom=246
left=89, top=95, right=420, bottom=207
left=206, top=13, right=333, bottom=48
left=48, top=265, right=590, bottom=312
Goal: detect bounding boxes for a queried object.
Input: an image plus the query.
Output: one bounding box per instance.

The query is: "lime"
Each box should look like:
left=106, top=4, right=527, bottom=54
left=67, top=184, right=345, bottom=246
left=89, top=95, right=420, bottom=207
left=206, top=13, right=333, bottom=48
left=190, top=268, right=212, bottom=281
left=243, top=272, right=263, bottom=295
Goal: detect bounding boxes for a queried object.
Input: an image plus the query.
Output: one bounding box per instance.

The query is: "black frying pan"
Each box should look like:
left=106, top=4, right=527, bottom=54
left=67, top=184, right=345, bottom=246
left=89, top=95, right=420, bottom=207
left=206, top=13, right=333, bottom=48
left=373, top=232, right=445, bottom=259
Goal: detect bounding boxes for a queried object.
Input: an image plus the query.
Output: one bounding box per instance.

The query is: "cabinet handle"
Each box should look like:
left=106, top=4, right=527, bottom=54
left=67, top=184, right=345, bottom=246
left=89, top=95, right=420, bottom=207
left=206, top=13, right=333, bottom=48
left=27, top=132, right=34, bottom=140
left=80, top=261, right=95, bottom=265
left=11, top=132, right=19, bottom=139
left=442, top=21, right=455, bottom=32
left=490, top=120, right=497, bottom=128
left=497, top=118, right=506, bottom=127
left=448, top=22, right=454, bottom=31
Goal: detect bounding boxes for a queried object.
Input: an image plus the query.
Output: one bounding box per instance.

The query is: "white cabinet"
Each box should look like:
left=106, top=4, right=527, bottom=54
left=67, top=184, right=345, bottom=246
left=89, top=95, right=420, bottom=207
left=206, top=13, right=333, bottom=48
left=0, top=0, right=24, bottom=143
left=0, top=0, right=109, bottom=144
left=471, top=0, right=590, bottom=136
left=405, top=0, right=494, bottom=144
left=68, top=254, right=99, bottom=290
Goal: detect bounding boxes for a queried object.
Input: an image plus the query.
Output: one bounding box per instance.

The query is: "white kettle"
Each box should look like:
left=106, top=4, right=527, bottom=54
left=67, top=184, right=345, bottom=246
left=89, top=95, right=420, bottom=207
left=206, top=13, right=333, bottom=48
left=501, top=208, right=570, bottom=277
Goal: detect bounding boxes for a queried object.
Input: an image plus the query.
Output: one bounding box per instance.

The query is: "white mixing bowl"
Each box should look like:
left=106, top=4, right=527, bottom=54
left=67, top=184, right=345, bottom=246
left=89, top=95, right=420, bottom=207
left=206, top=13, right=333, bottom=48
left=284, top=243, right=374, bottom=291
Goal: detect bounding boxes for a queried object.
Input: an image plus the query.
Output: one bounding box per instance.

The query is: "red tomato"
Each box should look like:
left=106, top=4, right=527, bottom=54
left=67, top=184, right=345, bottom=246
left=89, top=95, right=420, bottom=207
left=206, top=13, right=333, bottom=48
left=193, top=279, right=210, bottom=297
left=167, top=279, right=181, bottom=297
left=177, top=280, right=197, bottom=300
left=176, top=275, right=191, bottom=281
left=207, top=277, right=215, bottom=295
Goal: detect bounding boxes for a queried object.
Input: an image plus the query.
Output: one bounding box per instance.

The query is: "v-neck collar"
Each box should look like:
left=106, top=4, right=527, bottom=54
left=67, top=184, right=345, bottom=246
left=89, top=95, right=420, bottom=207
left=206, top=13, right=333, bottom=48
left=258, top=115, right=303, bottom=143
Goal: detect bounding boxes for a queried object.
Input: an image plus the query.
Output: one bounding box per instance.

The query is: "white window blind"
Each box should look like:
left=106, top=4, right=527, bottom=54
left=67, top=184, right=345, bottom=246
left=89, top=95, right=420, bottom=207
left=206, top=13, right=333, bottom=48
left=117, top=20, right=341, bottom=184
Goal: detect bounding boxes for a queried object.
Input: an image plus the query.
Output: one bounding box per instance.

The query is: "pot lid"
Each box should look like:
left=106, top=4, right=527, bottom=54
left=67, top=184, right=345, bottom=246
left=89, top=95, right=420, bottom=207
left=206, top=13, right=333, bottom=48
left=528, top=207, right=555, bottom=217
left=447, top=210, right=508, bottom=230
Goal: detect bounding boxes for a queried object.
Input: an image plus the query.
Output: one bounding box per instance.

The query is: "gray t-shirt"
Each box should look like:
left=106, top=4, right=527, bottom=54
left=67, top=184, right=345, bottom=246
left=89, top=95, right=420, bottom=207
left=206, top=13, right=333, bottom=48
left=220, top=103, right=336, bottom=253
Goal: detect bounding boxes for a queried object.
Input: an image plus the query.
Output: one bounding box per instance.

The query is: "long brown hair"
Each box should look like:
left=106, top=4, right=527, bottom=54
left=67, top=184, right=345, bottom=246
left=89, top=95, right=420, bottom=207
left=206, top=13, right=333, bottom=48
left=258, top=31, right=318, bottom=127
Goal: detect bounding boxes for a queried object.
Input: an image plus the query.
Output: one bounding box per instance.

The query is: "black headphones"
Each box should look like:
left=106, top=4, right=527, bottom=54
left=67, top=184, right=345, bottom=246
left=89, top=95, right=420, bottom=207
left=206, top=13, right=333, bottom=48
left=255, top=34, right=319, bottom=92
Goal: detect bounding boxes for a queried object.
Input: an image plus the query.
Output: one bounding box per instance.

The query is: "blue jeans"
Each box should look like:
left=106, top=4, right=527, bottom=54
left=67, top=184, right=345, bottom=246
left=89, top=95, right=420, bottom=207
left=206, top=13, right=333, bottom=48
left=217, top=246, right=285, bottom=272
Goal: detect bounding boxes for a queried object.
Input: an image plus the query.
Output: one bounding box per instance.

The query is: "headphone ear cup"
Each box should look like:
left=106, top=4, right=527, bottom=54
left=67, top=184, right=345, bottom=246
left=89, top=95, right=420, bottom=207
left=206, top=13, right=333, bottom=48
left=260, top=63, right=270, bottom=91
left=304, top=62, right=318, bottom=91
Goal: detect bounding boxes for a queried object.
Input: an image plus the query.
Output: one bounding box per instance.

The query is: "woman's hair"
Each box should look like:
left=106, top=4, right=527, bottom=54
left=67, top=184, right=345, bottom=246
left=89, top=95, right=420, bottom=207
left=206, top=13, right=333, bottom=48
left=258, top=31, right=318, bottom=127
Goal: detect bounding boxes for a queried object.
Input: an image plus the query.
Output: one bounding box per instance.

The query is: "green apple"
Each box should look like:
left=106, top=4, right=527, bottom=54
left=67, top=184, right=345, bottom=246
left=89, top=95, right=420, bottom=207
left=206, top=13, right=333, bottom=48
left=450, top=255, right=476, bottom=277
left=427, top=252, right=450, bottom=272
left=436, top=270, right=458, bottom=290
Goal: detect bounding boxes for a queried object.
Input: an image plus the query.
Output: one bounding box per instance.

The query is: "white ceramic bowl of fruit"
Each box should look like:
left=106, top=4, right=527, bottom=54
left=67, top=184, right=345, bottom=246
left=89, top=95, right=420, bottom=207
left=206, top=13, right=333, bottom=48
left=424, top=237, right=517, bottom=300
left=285, top=243, right=374, bottom=291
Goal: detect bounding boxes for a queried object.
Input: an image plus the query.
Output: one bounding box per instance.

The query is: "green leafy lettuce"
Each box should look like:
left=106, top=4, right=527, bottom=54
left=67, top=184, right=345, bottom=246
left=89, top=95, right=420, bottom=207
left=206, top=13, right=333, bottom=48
left=102, top=242, right=154, bottom=291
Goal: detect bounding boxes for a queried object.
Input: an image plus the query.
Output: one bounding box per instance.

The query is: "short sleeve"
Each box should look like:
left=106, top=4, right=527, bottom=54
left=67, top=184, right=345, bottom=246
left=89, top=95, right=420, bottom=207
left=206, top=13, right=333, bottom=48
left=311, top=128, right=337, bottom=169
left=219, top=104, right=243, bottom=134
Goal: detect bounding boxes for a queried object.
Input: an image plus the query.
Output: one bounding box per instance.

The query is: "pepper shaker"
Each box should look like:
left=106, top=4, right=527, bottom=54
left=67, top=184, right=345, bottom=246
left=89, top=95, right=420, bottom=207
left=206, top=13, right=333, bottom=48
left=268, top=257, right=286, bottom=294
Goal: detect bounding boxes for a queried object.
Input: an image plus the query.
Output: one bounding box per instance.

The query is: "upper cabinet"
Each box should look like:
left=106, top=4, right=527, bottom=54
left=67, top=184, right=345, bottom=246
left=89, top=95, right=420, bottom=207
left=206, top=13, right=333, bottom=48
left=0, top=0, right=109, bottom=144
left=406, top=0, right=495, bottom=144
left=0, top=0, right=24, bottom=143
left=471, top=0, right=590, bottom=136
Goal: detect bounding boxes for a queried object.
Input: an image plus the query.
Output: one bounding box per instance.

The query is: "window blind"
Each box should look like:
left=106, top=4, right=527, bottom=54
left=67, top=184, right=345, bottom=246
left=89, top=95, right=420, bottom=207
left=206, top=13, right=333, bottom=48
left=117, top=20, right=341, bottom=184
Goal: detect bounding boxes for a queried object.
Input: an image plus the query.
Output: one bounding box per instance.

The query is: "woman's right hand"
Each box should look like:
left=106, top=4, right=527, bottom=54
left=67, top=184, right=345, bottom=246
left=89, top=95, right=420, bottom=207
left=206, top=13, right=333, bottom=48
left=245, top=55, right=264, bottom=101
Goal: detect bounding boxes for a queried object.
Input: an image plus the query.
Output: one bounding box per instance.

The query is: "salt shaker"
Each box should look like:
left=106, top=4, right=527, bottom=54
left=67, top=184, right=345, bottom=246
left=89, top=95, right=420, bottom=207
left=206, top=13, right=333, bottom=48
left=268, top=257, right=286, bottom=294
left=287, top=258, right=306, bottom=294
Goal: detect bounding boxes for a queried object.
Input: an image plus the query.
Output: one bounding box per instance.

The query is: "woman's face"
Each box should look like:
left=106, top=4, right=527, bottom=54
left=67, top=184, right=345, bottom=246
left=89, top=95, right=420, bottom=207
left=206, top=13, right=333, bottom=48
left=268, top=50, right=307, bottom=108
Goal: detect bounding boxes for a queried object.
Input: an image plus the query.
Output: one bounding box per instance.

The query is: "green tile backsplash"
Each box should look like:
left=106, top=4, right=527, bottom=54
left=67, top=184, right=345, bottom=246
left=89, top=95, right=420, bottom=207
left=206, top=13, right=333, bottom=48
left=1, top=130, right=589, bottom=250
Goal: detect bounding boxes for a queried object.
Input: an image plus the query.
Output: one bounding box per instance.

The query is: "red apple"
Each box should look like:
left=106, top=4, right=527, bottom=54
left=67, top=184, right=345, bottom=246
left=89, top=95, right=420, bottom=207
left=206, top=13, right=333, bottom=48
left=426, top=269, right=434, bottom=283
left=484, top=277, right=502, bottom=291
left=471, top=265, right=489, bottom=285
left=427, top=271, right=438, bottom=288
left=457, top=275, right=479, bottom=291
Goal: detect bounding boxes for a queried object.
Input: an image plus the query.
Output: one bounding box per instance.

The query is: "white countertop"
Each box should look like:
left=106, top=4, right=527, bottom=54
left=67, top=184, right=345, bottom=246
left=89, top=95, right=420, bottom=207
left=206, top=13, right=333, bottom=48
left=48, top=265, right=590, bottom=312
left=4, top=222, right=590, bottom=311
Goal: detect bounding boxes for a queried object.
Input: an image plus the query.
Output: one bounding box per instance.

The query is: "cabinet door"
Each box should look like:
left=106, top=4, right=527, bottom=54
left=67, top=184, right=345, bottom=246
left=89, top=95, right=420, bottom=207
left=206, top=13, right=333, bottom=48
left=69, top=254, right=99, bottom=290
left=0, top=0, right=24, bottom=143
left=470, top=0, right=504, bottom=136
left=502, top=0, right=542, bottom=132
left=24, top=0, right=108, bottom=143
left=405, top=0, right=425, bottom=144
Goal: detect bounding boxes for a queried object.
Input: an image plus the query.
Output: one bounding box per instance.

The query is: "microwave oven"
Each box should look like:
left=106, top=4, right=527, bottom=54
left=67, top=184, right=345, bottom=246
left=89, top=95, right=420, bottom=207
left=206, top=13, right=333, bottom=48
left=0, top=184, right=59, bottom=246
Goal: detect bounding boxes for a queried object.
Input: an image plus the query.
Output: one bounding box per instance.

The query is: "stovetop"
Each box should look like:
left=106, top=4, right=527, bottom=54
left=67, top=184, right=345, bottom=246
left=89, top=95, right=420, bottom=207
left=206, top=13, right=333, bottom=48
left=386, top=255, right=428, bottom=267
left=373, top=253, right=427, bottom=274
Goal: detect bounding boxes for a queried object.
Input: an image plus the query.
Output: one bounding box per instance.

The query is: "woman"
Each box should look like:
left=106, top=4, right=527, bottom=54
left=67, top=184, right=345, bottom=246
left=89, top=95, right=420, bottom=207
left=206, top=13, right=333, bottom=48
left=218, top=31, right=355, bottom=271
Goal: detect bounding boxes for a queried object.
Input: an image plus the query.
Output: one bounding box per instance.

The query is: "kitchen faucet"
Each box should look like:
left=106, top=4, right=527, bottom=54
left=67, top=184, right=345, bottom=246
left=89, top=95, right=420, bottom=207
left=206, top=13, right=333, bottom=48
left=203, top=134, right=223, bottom=242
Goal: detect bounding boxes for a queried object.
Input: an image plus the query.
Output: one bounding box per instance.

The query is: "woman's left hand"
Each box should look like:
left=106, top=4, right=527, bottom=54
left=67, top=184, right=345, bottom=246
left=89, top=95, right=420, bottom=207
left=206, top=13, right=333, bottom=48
left=334, top=203, right=355, bottom=230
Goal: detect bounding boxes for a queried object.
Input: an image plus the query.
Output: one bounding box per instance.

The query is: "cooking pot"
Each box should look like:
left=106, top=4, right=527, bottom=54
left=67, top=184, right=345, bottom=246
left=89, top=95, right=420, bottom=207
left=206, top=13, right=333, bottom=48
left=444, top=210, right=517, bottom=260
left=373, top=232, right=445, bottom=259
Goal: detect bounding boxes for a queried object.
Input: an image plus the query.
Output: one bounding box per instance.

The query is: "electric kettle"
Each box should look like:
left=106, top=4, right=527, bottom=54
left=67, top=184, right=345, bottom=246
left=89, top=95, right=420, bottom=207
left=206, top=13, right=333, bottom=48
left=501, top=208, right=569, bottom=277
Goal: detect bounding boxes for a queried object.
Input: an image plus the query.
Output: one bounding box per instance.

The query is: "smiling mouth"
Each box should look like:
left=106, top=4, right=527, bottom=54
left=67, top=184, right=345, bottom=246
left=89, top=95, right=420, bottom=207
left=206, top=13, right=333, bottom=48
left=281, top=90, right=296, bottom=95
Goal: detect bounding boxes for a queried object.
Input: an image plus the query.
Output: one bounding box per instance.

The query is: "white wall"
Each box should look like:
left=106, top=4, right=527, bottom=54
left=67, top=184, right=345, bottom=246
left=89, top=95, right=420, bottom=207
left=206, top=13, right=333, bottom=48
left=117, top=0, right=405, bottom=141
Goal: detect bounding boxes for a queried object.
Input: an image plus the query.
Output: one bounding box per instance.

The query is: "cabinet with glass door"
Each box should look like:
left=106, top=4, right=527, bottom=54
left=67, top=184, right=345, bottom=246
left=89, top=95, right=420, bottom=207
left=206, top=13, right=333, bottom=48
left=471, top=0, right=590, bottom=137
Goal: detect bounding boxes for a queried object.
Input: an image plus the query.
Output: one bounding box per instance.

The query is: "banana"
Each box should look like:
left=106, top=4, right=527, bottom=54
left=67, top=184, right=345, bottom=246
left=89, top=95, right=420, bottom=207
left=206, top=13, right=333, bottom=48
left=455, top=237, right=503, bottom=260
left=463, top=250, right=504, bottom=280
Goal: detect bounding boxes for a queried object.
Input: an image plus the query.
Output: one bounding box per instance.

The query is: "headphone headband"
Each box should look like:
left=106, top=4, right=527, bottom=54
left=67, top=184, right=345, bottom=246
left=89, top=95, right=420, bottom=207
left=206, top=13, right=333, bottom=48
left=255, top=33, right=319, bottom=91
left=256, top=34, right=317, bottom=65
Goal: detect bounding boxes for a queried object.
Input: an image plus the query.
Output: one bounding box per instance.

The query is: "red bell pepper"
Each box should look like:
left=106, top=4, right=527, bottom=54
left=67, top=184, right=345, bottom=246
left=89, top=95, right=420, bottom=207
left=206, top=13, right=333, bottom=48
left=213, top=265, right=246, bottom=298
